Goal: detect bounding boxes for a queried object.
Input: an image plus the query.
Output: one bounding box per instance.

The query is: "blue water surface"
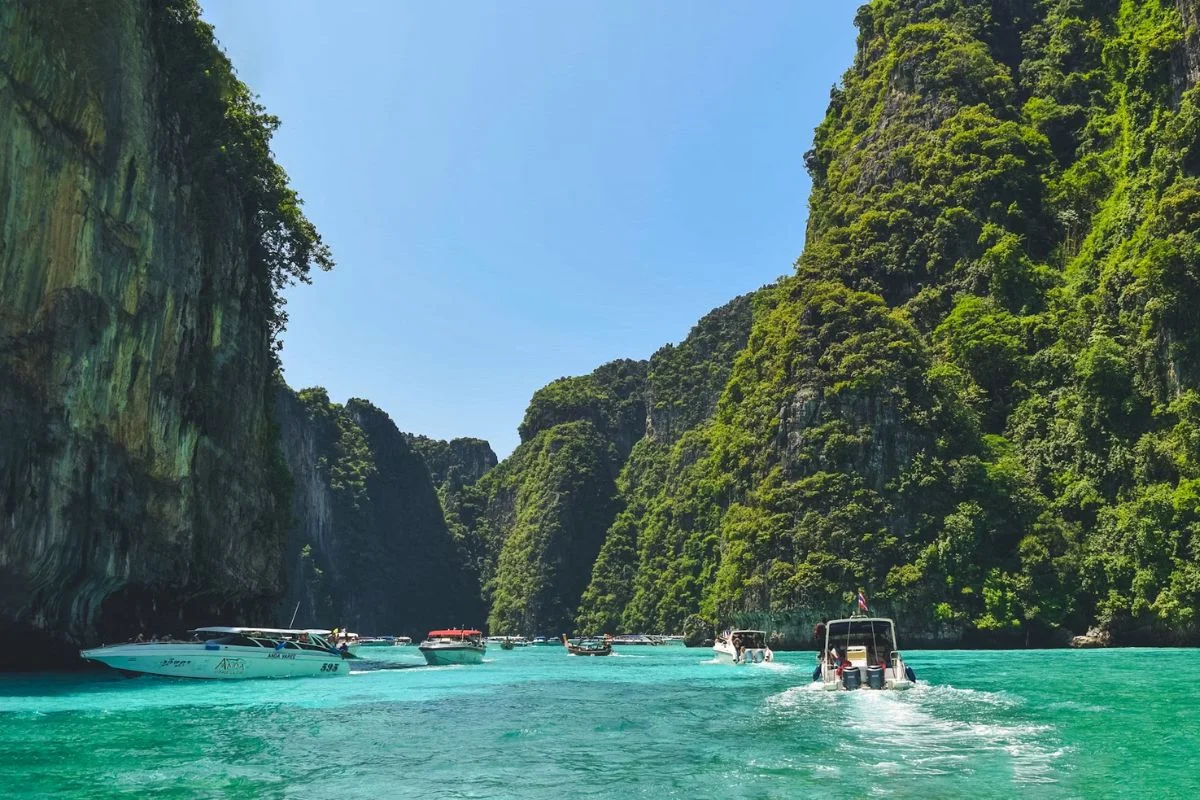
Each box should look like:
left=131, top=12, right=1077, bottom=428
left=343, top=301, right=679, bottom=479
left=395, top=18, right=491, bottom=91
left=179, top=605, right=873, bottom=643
left=1, top=646, right=1197, bottom=798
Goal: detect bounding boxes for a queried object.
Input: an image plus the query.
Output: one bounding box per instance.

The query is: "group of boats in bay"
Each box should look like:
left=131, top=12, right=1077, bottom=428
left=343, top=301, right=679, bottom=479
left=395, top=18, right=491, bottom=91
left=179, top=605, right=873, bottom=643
left=79, top=611, right=917, bottom=690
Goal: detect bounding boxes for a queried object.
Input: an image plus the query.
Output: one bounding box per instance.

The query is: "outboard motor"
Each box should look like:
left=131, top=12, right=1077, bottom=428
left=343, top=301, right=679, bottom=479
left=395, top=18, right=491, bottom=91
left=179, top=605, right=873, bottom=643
left=842, top=667, right=862, bottom=690
left=812, top=664, right=822, bottom=682
left=866, top=664, right=885, bottom=689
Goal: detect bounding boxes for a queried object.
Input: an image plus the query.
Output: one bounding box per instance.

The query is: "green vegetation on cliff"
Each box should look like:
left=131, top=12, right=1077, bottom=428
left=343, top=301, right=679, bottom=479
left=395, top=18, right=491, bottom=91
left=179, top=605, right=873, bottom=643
left=152, top=0, right=332, bottom=352
left=276, top=388, right=485, bottom=635
left=465, top=0, right=1200, bottom=646
left=0, top=0, right=331, bottom=663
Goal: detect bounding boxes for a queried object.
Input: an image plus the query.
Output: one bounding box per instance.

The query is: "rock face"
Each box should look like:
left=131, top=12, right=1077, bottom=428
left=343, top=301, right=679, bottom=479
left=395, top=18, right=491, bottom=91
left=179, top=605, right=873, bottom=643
left=0, top=0, right=295, bottom=666
left=405, top=435, right=498, bottom=491
left=471, top=1, right=1200, bottom=647
left=1071, top=627, right=1112, bottom=649
left=275, top=388, right=485, bottom=636
left=461, top=299, right=756, bottom=636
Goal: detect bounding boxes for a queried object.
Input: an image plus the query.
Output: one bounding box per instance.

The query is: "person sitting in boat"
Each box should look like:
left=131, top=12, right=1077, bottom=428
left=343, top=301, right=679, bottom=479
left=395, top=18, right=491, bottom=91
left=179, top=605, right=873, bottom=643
left=299, top=632, right=310, bottom=644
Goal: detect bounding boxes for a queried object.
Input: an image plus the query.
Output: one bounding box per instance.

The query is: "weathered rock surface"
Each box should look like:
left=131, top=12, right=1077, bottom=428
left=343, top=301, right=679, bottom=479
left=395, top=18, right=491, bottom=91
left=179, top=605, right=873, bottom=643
left=0, top=0, right=286, bottom=666
left=1071, top=627, right=1112, bottom=649
left=405, top=434, right=497, bottom=492
left=275, top=388, right=485, bottom=636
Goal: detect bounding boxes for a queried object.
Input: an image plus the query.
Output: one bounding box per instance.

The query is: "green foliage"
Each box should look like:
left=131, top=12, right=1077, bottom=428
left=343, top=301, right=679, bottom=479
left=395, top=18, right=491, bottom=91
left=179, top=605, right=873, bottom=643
left=460, top=0, right=1200, bottom=645
left=284, top=388, right=482, bottom=634
left=487, top=421, right=619, bottom=635
left=151, top=1, right=332, bottom=358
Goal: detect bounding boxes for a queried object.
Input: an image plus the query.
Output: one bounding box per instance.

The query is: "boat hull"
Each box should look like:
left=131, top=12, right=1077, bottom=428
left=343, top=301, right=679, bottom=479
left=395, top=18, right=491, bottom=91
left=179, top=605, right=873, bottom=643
left=818, top=673, right=914, bottom=691
left=712, top=642, right=773, bottom=664
left=419, top=644, right=486, bottom=666
left=80, top=642, right=348, bottom=679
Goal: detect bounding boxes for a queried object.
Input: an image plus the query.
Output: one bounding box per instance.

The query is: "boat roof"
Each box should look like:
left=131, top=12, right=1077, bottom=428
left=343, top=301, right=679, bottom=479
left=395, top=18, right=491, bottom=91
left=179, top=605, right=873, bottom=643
left=729, top=629, right=765, bottom=635
left=427, top=629, right=482, bottom=637
left=824, top=618, right=896, bottom=637
left=191, top=626, right=331, bottom=636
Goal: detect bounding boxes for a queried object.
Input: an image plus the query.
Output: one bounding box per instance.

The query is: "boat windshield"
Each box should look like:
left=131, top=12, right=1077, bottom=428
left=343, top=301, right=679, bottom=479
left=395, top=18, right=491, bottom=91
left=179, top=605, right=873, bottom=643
left=196, top=630, right=334, bottom=652
left=824, top=619, right=895, bottom=665
left=729, top=631, right=767, bottom=649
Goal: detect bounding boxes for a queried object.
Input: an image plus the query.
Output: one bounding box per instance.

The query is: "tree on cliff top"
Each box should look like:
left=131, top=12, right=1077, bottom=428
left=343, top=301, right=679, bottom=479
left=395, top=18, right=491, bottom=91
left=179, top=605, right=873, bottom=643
left=154, top=0, right=333, bottom=357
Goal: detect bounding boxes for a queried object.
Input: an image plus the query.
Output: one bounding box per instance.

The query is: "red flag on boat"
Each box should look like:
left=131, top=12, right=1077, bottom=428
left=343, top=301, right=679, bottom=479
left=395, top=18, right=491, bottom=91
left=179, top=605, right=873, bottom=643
left=857, top=591, right=869, bottom=613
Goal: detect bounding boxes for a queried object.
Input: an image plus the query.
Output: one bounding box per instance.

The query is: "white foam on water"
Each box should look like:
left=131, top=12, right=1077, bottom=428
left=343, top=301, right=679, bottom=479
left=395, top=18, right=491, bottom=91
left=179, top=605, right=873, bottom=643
left=765, top=681, right=1066, bottom=786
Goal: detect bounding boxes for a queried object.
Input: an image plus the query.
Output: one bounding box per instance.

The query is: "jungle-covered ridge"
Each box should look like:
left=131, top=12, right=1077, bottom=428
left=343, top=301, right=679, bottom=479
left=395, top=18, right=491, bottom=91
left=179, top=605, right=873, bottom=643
left=458, top=0, right=1200, bottom=647
left=5, top=0, right=1200, bottom=663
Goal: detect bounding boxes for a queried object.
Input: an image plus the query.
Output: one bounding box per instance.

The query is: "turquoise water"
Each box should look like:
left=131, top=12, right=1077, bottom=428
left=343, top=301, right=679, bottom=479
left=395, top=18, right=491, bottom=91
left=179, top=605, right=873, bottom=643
left=2, top=646, right=1198, bottom=798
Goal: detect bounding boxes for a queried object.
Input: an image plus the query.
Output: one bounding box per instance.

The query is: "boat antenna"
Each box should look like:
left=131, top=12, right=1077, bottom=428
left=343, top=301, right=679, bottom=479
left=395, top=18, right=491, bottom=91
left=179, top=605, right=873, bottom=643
left=288, top=601, right=301, bottom=629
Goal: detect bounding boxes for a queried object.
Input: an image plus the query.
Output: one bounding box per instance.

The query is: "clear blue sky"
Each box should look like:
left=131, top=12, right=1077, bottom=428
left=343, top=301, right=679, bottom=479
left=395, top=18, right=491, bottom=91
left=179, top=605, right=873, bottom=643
left=200, top=2, right=859, bottom=457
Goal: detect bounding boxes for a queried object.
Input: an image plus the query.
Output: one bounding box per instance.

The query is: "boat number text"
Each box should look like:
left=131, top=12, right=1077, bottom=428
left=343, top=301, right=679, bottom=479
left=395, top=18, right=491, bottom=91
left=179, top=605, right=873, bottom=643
left=320, top=663, right=340, bottom=672
left=159, top=658, right=191, bottom=668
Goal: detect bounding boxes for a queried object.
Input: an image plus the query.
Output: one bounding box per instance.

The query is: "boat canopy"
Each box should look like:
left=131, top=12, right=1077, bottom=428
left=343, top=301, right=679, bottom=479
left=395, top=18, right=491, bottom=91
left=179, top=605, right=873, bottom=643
left=824, top=618, right=895, bottom=639
left=191, top=627, right=332, bottom=636
left=427, top=629, right=482, bottom=637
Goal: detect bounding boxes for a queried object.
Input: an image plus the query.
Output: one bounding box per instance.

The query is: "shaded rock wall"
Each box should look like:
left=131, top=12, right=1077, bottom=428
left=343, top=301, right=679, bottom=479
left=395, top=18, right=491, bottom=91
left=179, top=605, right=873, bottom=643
left=275, top=389, right=485, bottom=636
left=0, top=0, right=286, bottom=666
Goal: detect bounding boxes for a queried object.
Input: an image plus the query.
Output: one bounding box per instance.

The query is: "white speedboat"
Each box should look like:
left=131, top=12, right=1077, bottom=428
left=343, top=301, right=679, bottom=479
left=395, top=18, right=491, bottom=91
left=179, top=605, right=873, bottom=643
left=418, top=629, right=486, bottom=666
left=611, top=634, right=659, bottom=646
left=348, top=635, right=410, bottom=654
left=812, top=616, right=916, bottom=690
left=713, top=629, right=773, bottom=663
left=80, top=627, right=349, bottom=679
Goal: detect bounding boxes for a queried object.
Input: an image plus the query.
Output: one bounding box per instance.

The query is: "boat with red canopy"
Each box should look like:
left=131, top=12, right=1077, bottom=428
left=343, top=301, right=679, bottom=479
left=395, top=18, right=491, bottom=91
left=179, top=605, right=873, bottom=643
left=418, top=629, right=486, bottom=666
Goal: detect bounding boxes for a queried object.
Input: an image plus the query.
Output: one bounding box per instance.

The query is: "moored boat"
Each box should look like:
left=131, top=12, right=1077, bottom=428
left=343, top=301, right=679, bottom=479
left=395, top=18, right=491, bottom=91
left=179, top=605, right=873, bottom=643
left=418, top=629, right=486, bottom=666
left=80, top=627, right=350, bottom=679
left=610, top=634, right=659, bottom=646
left=812, top=616, right=916, bottom=690
left=713, top=630, right=773, bottom=664
left=561, top=634, right=612, bottom=656
left=348, top=635, right=411, bottom=655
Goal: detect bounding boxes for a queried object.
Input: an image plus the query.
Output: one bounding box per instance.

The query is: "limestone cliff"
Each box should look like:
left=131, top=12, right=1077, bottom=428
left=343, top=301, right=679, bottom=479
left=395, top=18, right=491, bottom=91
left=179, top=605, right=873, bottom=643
left=275, top=388, right=485, bottom=635
left=478, top=1, right=1200, bottom=647
left=464, top=298, right=756, bottom=636
left=0, top=0, right=326, bottom=666
left=405, top=434, right=497, bottom=493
